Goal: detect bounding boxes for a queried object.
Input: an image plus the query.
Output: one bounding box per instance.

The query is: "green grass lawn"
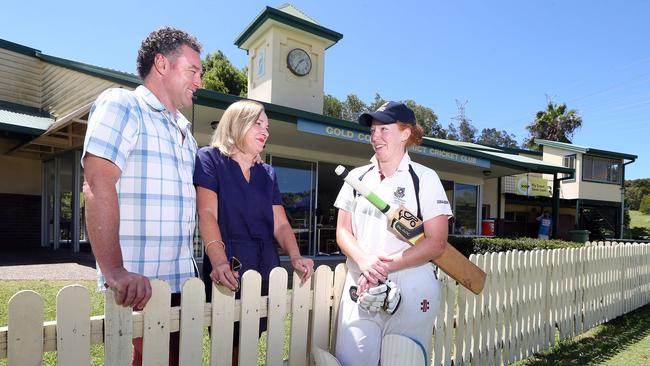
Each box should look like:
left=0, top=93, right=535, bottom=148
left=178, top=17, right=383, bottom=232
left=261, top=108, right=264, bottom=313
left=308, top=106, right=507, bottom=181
left=512, top=303, right=650, bottom=365
left=630, top=210, right=650, bottom=230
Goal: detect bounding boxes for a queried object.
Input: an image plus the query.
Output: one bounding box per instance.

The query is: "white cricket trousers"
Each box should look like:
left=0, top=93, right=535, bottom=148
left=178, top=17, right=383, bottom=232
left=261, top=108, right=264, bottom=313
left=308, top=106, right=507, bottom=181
left=335, top=264, right=441, bottom=366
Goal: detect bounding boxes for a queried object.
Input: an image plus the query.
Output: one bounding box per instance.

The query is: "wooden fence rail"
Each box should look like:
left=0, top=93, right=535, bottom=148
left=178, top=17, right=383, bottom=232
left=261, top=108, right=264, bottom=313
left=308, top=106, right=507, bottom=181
left=1, top=242, right=649, bottom=365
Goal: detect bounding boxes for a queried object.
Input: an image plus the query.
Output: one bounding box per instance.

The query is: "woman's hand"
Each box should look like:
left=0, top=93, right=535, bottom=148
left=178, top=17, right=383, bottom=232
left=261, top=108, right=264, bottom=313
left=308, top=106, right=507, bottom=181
left=356, top=254, right=393, bottom=288
left=209, top=260, right=240, bottom=291
left=290, top=255, right=314, bottom=285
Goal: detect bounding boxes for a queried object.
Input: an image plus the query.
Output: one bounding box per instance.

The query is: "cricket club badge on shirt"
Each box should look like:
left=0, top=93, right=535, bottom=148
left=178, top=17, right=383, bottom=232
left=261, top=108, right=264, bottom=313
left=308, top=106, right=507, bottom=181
left=393, top=186, right=406, bottom=205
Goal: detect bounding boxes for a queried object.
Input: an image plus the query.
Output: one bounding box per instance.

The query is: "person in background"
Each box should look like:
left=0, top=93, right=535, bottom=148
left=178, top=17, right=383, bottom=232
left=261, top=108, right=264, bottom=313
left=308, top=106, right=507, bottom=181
left=537, top=209, right=552, bottom=239
left=194, top=99, right=314, bottom=363
left=334, top=101, right=453, bottom=365
left=82, top=27, right=203, bottom=366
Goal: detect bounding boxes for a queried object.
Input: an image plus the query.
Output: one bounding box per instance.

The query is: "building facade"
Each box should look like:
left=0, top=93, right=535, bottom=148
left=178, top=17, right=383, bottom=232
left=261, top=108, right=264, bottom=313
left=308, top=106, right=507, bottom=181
left=0, top=5, right=634, bottom=264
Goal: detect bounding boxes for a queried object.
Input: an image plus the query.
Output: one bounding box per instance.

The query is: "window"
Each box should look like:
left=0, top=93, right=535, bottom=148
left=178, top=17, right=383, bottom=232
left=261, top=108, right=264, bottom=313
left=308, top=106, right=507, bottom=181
left=562, top=154, right=576, bottom=180
left=482, top=204, right=491, bottom=219
left=582, top=155, right=621, bottom=184
left=271, top=157, right=317, bottom=256
left=454, top=183, right=478, bottom=235
left=504, top=211, right=528, bottom=222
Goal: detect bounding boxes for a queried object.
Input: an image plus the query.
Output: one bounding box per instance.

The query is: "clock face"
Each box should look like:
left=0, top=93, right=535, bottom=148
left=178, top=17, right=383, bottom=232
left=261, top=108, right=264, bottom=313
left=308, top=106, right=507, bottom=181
left=287, top=48, right=312, bottom=76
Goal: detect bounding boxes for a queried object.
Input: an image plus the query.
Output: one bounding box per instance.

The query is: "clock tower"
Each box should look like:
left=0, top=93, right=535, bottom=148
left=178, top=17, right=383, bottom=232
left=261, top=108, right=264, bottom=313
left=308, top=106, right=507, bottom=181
left=235, top=4, right=342, bottom=114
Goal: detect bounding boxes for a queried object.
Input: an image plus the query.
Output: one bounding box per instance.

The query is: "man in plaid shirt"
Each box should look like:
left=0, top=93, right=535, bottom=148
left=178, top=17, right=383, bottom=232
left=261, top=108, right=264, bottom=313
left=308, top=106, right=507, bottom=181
left=82, top=27, right=202, bottom=365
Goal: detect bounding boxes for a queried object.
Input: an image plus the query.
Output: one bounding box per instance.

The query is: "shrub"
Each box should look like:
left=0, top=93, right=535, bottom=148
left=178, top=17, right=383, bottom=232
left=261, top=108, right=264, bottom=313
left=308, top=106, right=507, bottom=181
left=626, top=226, right=650, bottom=240
left=640, top=195, right=650, bottom=215
left=448, top=236, right=585, bottom=257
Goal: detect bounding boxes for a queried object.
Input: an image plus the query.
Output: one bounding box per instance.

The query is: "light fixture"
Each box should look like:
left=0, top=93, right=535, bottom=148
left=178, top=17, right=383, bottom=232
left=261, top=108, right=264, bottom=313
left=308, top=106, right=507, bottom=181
left=210, top=120, right=219, bottom=130
left=482, top=170, right=492, bottom=177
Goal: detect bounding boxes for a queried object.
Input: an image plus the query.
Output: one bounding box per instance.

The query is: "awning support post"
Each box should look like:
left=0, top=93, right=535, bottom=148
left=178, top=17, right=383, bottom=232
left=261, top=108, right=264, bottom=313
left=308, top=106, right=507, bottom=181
left=552, top=173, right=560, bottom=239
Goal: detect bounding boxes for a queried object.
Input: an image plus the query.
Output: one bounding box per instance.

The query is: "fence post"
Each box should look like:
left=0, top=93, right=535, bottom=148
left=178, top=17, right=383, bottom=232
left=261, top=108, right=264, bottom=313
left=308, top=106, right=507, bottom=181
left=210, top=280, right=235, bottom=366
left=179, top=278, right=205, bottom=366
left=310, top=265, right=334, bottom=357
left=56, top=285, right=91, bottom=366
left=329, top=263, right=348, bottom=356
left=289, top=271, right=312, bottom=366
left=8, top=290, right=43, bottom=366
left=142, top=280, right=172, bottom=366
left=104, top=288, right=133, bottom=366
left=239, top=270, right=262, bottom=366
left=266, top=267, right=288, bottom=366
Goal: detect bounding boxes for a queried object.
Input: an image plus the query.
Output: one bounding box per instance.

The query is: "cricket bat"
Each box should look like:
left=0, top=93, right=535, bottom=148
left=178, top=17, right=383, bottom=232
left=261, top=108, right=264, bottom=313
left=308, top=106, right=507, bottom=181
left=335, top=165, right=486, bottom=295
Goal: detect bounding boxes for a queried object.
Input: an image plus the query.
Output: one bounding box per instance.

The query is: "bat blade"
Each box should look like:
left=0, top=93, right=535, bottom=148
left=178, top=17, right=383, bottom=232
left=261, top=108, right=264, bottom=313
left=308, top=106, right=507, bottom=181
left=390, top=204, right=486, bottom=295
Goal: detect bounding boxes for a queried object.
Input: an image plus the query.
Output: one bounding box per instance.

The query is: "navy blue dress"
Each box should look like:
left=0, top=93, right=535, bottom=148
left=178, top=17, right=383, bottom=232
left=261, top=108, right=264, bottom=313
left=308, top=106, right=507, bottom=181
left=193, top=146, right=282, bottom=302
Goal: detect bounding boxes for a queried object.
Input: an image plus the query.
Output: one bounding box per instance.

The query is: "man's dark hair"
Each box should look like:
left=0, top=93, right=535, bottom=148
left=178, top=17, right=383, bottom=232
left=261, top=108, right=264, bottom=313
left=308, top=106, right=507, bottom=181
left=136, top=26, right=202, bottom=79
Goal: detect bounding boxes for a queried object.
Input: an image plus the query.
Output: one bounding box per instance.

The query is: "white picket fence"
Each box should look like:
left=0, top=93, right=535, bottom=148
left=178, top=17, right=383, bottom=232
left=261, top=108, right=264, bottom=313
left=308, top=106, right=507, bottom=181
left=1, top=242, right=650, bottom=366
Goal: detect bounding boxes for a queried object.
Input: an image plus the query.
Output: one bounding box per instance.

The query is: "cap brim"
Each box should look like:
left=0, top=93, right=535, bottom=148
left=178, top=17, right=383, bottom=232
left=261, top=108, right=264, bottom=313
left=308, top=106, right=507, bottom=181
left=358, top=111, right=395, bottom=126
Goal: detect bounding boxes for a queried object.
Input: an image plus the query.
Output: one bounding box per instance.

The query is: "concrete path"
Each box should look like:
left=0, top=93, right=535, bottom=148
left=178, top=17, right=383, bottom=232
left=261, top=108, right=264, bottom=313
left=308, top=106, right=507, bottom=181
left=0, top=263, right=96, bottom=280
left=0, top=247, right=96, bottom=280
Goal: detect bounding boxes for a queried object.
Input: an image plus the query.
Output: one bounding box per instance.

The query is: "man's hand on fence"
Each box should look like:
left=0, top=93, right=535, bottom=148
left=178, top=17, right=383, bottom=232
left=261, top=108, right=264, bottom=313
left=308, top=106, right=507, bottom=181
left=104, top=267, right=152, bottom=309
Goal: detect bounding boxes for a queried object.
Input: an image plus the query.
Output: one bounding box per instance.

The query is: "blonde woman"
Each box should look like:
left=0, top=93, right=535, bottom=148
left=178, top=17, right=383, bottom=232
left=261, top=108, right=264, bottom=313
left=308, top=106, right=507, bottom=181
left=194, top=100, right=313, bottom=359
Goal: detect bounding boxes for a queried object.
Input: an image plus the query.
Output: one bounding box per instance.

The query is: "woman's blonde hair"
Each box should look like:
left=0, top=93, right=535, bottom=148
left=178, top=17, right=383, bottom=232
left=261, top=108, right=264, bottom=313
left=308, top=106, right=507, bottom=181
left=211, top=100, right=265, bottom=156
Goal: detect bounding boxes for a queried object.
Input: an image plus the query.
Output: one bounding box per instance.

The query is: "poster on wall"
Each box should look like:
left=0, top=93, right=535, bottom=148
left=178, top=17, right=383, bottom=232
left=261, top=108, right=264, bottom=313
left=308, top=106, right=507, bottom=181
left=515, top=174, right=551, bottom=197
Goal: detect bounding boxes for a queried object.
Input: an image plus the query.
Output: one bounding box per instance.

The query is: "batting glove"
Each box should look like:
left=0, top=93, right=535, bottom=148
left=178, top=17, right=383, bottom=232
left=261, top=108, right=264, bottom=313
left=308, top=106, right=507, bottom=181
left=353, top=284, right=388, bottom=312
left=383, top=280, right=401, bottom=315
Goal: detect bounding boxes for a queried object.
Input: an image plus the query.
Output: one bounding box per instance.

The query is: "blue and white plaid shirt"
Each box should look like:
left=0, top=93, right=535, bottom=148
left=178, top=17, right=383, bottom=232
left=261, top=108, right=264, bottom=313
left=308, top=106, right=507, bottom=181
left=82, top=85, right=198, bottom=292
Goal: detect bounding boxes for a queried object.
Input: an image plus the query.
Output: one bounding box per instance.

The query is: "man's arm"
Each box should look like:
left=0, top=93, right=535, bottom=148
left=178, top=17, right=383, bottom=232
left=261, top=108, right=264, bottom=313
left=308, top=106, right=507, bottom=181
left=83, top=153, right=151, bottom=309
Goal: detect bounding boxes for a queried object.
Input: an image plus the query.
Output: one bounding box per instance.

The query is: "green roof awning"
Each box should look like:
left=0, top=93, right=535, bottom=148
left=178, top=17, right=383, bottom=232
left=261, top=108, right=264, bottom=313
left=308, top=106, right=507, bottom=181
left=424, top=137, right=573, bottom=175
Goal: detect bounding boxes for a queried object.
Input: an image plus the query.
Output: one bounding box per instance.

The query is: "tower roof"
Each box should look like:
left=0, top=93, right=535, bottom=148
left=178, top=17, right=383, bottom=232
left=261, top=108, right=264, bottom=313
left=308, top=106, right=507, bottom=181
left=234, top=4, right=342, bottom=50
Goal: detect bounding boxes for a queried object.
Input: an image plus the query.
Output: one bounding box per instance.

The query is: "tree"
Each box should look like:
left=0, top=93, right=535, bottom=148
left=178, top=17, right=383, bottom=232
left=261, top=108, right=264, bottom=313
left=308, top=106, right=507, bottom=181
left=323, top=94, right=366, bottom=121
left=201, top=50, right=247, bottom=96
left=341, top=94, right=367, bottom=122
left=323, top=94, right=344, bottom=119
left=448, top=99, right=477, bottom=142
left=367, top=93, right=386, bottom=113
left=446, top=122, right=459, bottom=141
left=640, top=195, right=650, bottom=215
left=625, top=178, right=650, bottom=211
left=477, top=128, right=518, bottom=148
left=403, top=99, right=446, bottom=138
left=524, top=100, right=582, bottom=150
left=458, top=119, right=477, bottom=142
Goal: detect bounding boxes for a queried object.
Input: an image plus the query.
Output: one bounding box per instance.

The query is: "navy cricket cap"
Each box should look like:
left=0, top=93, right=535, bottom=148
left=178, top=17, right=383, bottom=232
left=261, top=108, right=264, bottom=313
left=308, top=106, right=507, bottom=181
left=358, top=101, right=416, bottom=127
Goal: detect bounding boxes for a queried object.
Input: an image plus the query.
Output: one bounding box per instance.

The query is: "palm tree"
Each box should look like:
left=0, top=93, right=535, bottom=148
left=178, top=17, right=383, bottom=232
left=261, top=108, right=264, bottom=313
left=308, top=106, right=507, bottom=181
left=524, top=101, right=582, bottom=149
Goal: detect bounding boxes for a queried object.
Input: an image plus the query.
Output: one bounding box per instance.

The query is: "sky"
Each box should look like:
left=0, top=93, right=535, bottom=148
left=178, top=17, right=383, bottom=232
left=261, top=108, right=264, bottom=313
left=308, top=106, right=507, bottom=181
left=2, top=1, right=648, bottom=179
